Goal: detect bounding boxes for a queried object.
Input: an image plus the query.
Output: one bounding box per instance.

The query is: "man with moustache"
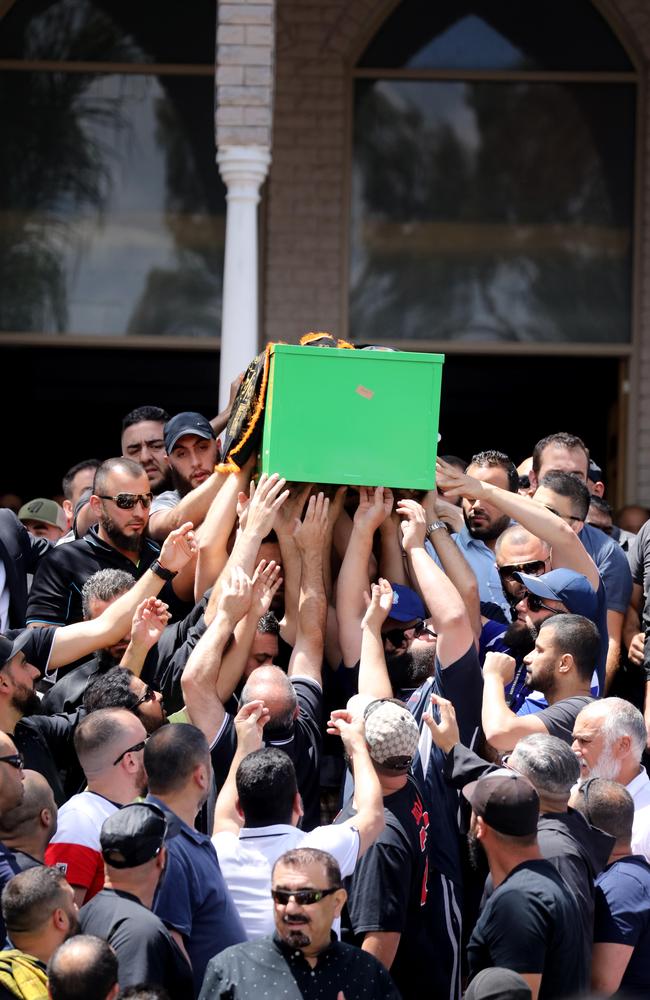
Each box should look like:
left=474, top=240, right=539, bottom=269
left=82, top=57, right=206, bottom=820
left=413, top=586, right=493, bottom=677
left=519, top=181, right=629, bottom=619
left=571, top=697, right=650, bottom=861
left=148, top=412, right=226, bottom=543
left=26, top=458, right=185, bottom=627
left=464, top=770, right=586, bottom=999
left=199, top=848, right=401, bottom=1000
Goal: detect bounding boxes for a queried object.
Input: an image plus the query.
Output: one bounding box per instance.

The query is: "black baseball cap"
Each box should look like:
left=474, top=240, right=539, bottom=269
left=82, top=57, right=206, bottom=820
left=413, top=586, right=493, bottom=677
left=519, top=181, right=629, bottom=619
left=164, top=412, right=215, bottom=454
left=462, top=769, right=539, bottom=836
left=100, top=802, right=167, bottom=868
left=0, top=631, right=37, bottom=671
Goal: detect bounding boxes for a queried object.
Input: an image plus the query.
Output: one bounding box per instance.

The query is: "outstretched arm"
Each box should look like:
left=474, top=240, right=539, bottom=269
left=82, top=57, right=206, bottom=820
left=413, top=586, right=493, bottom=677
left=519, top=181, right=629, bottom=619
left=48, top=524, right=197, bottom=670
left=288, top=493, right=329, bottom=685
left=181, top=567, right=253, bottom=742
left=119, top=598, right=170, bottom=677
left=358, top=579, right=394, bottom=700
left=336, top=487, right=393, bottom=668
left=421, top=491, right=481, bottom=641
left=213, top=700, right=269, bottom=836
left=327, top=711, right=385, bottom=855
left=148, top=470, right=229, bottom=543
left=397, top=500, right=474, bottom=667
left=481, top=653, right=546, bottom=751
left=194, top=465, right=249, bottom=601
left=436, top=458, right=600, bottom=590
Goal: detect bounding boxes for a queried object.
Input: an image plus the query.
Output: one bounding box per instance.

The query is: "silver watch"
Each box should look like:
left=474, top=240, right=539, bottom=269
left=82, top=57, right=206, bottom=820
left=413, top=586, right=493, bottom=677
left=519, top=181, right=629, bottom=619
left=426, top=520, right=446, bottom=535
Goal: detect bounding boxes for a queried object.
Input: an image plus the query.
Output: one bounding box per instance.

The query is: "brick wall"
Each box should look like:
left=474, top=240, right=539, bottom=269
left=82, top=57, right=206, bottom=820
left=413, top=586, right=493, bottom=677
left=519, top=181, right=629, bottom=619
left=216, top=1, right=275, bottom=147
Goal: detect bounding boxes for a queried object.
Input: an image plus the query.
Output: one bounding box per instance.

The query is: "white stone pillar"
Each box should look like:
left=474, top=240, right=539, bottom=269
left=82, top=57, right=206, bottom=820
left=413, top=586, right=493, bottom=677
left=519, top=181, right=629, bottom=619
left=217, top=145, right=271, bottom=408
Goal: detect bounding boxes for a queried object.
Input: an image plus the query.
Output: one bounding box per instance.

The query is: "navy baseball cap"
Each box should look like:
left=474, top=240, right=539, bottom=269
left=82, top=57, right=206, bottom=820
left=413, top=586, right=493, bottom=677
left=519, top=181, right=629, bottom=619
left=164, top=412, right=215, bottom=454
left=514, top=568, right=598, bottom=619
left=389, top=584, right=426, bottom=623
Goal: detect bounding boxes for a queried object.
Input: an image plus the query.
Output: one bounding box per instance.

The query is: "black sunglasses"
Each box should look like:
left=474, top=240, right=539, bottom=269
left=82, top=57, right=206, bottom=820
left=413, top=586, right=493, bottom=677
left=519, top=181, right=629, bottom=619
left=524, top=592, right=567, bottom=615
left=498, top=560, right=547, bottom=580
left=132, top=686, right=156, bottom=710
left=0, top=754, right=23, bottom=770
left=384, top=620, right=436, bottom=647
left=112, top=739, right=147, bottom=767
left=98, top=493, right=153, bottom=510
left=271, top=887, right=340, bottom=906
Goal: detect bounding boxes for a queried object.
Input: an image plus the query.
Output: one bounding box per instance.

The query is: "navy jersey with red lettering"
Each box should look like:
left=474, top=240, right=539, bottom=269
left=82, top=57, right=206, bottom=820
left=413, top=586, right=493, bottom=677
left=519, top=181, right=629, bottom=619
left=338, top=777, right=440, bottom=999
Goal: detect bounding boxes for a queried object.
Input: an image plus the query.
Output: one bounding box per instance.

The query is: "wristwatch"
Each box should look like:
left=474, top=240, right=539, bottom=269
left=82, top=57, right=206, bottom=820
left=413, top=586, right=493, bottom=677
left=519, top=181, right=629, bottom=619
left=150, top=559, right=177, bottom=581
left=426, top=520, right=447, bottom=536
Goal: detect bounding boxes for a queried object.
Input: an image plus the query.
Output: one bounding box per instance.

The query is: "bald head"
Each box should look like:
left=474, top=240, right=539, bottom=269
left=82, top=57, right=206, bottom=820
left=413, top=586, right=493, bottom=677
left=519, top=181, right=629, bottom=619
left=495, top=525, right=550, bottom=564
left=74, top=708, right=146, bottom=779
left=241, top=665, right=297, bottom=731
left=48, top=935, right=118, bottom=1000
left=0, top=769, right=57, bottom=850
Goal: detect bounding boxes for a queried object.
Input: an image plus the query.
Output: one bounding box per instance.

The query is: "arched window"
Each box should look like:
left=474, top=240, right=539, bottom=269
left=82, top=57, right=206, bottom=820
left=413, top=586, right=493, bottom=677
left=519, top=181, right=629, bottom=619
left=350, top=0, right=637, bottom=348
left=0, top=0, right=224, bottom=341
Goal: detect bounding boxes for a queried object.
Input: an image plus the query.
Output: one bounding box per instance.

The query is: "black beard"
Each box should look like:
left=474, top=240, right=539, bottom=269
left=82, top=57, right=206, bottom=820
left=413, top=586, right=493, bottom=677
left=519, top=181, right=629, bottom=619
left=464, top=510, right=511, bottom=543
left=100, top=514, right=143, bottom=553
left=12, top=686, right=42, bottom=718
left=97, top=647, right=122, bottom=671
left=467, top=830, right=486, bottom=872
left=502, top=622, right=535, bottom=656
left=387, top=648, right=435, bottom=691
left=169, top=466, right=193, bottom=499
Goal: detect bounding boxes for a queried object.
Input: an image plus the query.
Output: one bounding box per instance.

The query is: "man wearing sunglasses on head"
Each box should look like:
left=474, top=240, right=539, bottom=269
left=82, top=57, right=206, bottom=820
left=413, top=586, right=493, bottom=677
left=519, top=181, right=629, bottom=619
left=26, top=458, right=192, bottom=630
left=45, top=708, right=149, bottom=907
left=199, top=847, right=401, bottom=1000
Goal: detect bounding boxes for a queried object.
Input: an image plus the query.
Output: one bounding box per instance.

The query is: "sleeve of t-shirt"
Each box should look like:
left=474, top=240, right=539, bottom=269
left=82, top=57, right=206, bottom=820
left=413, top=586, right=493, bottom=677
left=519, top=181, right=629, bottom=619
left=45, top=818, right=102, bottom=891
left=594, top=869, right=650, bottom=946
left=597, top=538, right=633, bottom=614
left=303, top=824, right=360, bottom=878
left=434, top=645, right=483, bottom=750
left=628, top=525, right=650, bottom=587
left=534, top=697, right=591, bottom=743
left=209, top=715, right=237, bottom=792
left=480, top=886, right=550, bottom=973
left=21, top=626, right=57, bottom=674
left=25, top=547, right=74, bottom=625
left=346, top=838, right=412, bottom=935
left=292, top=677, right=323, bottom=743
left=150, top=491, right=180, bottom=516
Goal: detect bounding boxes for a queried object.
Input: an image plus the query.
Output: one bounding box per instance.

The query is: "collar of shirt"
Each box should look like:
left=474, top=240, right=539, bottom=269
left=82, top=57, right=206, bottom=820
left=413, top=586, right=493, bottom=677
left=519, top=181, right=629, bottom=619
left=240, top=823, right=296, bottom=841
left=273, top=931, right=338, bottom=967
left=455, top=525, right=493, bottom=554
left=146, top=794, right=209, bottom=845
left=626, top=767, right=650, bottom=800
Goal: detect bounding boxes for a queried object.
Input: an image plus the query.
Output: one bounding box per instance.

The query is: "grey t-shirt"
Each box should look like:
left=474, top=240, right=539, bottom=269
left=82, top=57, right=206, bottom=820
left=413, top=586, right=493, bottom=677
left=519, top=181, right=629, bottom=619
left=150, top=489, right=181, bottom=516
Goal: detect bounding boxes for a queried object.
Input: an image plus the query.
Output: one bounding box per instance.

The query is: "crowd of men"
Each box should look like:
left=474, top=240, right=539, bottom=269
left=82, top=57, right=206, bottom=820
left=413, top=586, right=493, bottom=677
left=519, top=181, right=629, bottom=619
left=2, top=400, right=650, bottom=1000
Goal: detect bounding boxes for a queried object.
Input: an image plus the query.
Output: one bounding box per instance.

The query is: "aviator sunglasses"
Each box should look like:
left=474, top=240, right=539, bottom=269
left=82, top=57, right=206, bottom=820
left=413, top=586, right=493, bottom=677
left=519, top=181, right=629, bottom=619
left=98, top=492, right=154, bottom=510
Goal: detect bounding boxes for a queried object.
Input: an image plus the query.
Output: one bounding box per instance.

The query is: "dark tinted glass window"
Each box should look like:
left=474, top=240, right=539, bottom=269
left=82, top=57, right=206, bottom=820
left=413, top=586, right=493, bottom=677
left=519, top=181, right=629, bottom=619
left=359, top=0, right=633, bottom=72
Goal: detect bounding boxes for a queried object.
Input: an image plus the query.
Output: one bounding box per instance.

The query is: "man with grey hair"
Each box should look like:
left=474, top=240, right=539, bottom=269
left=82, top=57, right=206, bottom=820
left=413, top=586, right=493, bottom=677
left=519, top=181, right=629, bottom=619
left=427, top=697, right=614, bottom=961
left=572, top=696, right=650, bottom=860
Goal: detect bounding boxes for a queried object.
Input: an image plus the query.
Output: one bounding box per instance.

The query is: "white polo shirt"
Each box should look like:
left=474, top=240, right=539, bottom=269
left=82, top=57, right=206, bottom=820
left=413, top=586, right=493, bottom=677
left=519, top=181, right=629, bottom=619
left=212, top=822, right=360, bottom=940
left=628, top=767, right=650, bottom=861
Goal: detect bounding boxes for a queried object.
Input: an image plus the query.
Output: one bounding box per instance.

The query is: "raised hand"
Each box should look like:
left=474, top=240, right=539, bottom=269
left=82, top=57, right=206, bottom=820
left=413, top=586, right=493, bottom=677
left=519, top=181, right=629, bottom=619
left=435, top=458, right=484, bottom=501
left=275, top=482, right=313, bottom=539
left=130, top=597, right=171, bottom=650
left=245, top=473, right=290, bottom=538
left=159, top=521, right=197, bottom=573
left=234, top=699, right=270, bottom=754
left=353, top=486, right=394, bottom=536
left=294, top=492, right=330, bottom=554
left=218, top=566, right=254, bottom=625
left=251, top=559, right=283, bottom=617
left=361, top=578, right=394, bottom=632
left=422, top=693, right=460, bottom=753
left=326, top=709, right=367, bottom=753
left=483, top=651, right=517, bottom=684
left=396, top=498, right=427, bottom=551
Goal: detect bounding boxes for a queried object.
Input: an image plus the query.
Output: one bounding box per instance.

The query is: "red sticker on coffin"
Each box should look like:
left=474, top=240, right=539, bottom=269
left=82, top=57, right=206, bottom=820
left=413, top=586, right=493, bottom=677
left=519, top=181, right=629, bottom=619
left=356, top=385, right=374, bottom=399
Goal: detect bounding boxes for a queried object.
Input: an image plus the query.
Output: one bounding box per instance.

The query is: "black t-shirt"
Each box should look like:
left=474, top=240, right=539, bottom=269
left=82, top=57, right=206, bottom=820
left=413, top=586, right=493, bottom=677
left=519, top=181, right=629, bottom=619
left=339, top=777, right=436, bottom=998
left=13, top=710, right=84, bottom=805
left=25, top=525, right=185, bottom=626
left=210, top=676, right=322, bottom=830
left=79, top=888, right=193, bottom=994
left=535, top=695, right=594, bottom=743
left=467, top=859, right=587, bottom=999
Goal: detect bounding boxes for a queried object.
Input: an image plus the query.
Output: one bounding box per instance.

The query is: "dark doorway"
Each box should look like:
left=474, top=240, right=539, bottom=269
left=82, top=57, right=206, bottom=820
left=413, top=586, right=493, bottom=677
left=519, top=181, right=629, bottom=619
left=437, top=352, right=622, bottom=500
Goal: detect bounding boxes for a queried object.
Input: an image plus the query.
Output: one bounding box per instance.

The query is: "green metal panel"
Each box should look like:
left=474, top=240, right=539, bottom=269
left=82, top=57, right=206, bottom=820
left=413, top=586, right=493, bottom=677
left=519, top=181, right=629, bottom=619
left=261, top=345, right=444, bottom=487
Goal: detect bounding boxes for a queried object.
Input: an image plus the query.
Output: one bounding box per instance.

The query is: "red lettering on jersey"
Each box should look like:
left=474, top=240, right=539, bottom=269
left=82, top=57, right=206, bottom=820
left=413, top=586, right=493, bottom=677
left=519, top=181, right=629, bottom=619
left=420, top=855, right=429, bottom=906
